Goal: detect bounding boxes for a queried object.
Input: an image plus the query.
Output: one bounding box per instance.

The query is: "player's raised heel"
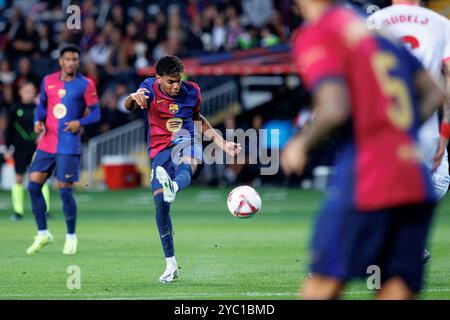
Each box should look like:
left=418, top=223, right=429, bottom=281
left=156, top=166, right=176, bottom=203
left=63, top=236, right=78, bottom=255
left=159, top=265, right=180, bottom=283
left=26, top=232, right=54, bottom=254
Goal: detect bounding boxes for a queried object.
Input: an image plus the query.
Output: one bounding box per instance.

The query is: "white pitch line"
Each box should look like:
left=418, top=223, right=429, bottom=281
left=2, top=287, right=450, bottom=299
left=1, top=292, right=296, bottom=299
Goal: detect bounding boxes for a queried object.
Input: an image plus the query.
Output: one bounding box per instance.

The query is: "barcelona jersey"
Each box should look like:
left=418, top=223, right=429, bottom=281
left=138, top=78, right=201, bottom=159
left=35, top=72, right=99, bottom=155
left=292, top=7, right=435, bottom=211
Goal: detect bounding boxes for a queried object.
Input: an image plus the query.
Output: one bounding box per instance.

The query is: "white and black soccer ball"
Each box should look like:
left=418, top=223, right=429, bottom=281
left=227, top=186, right=262, bottom=219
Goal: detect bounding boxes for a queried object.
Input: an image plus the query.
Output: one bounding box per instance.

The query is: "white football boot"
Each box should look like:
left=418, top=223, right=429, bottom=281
left=159, top=264, right=180, bottom=283
left=156, top=166, right=176, bottom=203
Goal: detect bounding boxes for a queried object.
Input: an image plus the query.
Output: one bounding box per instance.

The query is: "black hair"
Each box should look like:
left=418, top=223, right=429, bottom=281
left=60, top=44, right=81, bottom=57
left=155, top=55, right=184, bottom=77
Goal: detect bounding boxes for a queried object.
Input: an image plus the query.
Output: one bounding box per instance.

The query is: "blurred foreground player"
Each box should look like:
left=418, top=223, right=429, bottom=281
left=368, top=0, right=450, bottom=264
left=5, top=82, right=51, bottom=222
left=282, top=0, right=446, bottom=299
left=125, top=55, right=241, bottom=283
left=26, top=44, right=101, bottom=255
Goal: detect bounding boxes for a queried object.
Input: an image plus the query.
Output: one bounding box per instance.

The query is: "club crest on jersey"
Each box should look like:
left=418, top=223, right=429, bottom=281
left=168, top=103, right=179, bottom=114
left=53, top=103, right=67, bottom=119
left=58, top=89, right=66, bottom=98
left=166, top=118, right=183, bottom=133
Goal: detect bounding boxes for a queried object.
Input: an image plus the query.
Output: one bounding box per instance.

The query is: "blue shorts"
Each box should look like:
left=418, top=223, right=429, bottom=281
left=150, top=144, right=203, bottom=192
left=29, top=150, right=81, bottom=183
left=309, top=145, right=435, bottom=292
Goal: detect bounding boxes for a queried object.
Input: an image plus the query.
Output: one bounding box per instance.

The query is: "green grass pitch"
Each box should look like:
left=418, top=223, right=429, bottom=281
left=0, top=186, right=449, bottom=300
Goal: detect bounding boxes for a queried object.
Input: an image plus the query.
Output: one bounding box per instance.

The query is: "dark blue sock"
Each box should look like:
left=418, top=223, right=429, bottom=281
left=154, top=193, right=174, bottom=257
left=173, top=163, right=192, bottom=192
left=60, top=188, right=77, bottom=234
left=28, top=182, right=47, bottom=231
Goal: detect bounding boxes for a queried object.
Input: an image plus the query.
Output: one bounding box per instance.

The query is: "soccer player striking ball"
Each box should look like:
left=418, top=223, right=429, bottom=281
left=26, top=44, right=101, bottom=255
left=282, top=0, right=446, bottom=299
left=367, top=0, right=450, bottom=263
left=125, top=55, right=241, bottom=283
left=5, top=82, right=51, bottom=222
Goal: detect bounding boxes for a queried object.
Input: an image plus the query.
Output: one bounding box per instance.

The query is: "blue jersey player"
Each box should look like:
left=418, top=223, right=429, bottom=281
left=125, top=55, right=241, bottom=283
left=26, top=44, right=101, bottom=255
left=282, top=0, right=446, bottom=299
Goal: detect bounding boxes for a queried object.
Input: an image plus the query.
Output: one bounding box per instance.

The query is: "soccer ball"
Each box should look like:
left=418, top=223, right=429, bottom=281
left=227, top=186, right=262, bottom=219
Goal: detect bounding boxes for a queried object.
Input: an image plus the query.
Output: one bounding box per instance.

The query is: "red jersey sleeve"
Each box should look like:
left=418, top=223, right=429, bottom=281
left=83, top=78, right=99, bottom=107
left=293, top=28, right=347, bottom=89
left=188, top=81, right=202, bottom=113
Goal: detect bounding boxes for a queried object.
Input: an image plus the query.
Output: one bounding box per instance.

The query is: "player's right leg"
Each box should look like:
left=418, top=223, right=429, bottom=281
left=376, top=203, right=435, bottom=299
left=26, top=150, right=55, bottom=254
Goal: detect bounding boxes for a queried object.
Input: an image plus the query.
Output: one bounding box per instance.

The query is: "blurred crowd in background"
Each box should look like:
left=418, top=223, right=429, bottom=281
left=0, top=0, right=400, bottom=187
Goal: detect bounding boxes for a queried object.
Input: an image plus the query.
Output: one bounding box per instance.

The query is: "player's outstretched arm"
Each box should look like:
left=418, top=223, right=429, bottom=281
left=196, top=113, right=241, bottom=157
left=281, top=80, right=350, bottom=175
left=124, top=88, right=150, bottom=111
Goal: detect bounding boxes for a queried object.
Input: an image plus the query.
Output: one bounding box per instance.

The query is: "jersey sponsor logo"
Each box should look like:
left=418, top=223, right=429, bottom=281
left=48, top=85, right=56, bottom=89
left=65, top=173, right=74, bottom=179
left=156, top=99, right=165, bottom=104
left=169, top=103, right=179, bottom=114
left=166, top=118, right=183, bottom=133
left=53, top=103, right=67, bottom=119
left=58, top=89, right=66, bottom=98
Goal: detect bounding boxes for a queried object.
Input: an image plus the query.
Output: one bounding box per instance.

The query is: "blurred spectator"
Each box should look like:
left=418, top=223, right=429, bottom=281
left=109, top=3, right=126, bottom=34
left=80, top=17, right=98, bottom=52
left=211, top=14, right=227, bottom=52
left=14, top=57, right=39, bottom=90
left=0, top=59, right=15, bottom=85
left=87, top=33, right=111, bottom=66
left=185, top=15, right=205, bottom=55
left=260, top=26, right=280, bottom=47
left=241, top=0, right=274, bottom=28
left=36, top=23, right=57, bottom=58
left=11, top=17, right=38, bottom=59
left=99, top=89, right=129, bottom=133
left=237, top=26, right=258, bottom=50
left=105, top=27, right=127, bottom=75
left=226, top=17, right=244, bottom=51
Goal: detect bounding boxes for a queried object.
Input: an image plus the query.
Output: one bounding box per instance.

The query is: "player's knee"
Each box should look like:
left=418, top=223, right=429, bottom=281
left=153, top=188, right=164, bottom=197
left=15, top=174, right=24, bottom=184
left=154, top=191, right=164, bottom=204
left=59, top=187, right=74, bottom=200
left=27, top=181, right=43, bottom=195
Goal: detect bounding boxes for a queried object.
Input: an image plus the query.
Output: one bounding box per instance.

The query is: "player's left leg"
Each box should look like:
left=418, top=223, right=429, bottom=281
left=11, top=148, right=29, bottom=221
left=11, top=173, right=25, bottom=221
left=55, top=154, right=81, bottom=255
